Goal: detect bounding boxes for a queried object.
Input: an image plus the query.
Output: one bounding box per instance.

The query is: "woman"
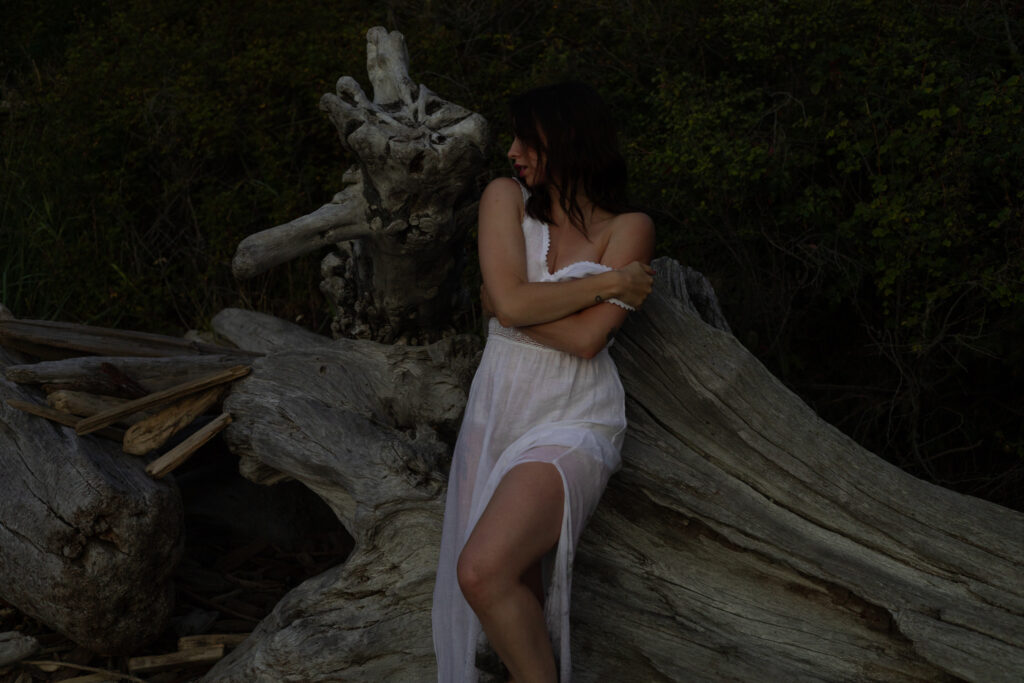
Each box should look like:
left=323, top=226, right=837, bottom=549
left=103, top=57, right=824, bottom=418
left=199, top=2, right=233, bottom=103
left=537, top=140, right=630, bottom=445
left=433, top=82, right=655, bottom=682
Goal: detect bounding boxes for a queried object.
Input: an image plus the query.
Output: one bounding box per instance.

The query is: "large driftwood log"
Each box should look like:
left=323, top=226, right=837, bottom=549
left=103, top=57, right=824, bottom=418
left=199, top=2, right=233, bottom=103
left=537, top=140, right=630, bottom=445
left=232, top=27, right=489, bottom=344
left=579, top=260, right=1022, bottom=682
left=202, top=259, right=1023, bottom=682
left=0, top=347, right=183, bottom=655
left=202, top=307, right=474, bottom=680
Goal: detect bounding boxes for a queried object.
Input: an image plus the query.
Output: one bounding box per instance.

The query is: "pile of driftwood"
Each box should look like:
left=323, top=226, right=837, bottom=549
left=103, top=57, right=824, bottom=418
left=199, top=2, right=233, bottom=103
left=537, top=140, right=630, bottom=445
left=0, top=306, right=274, bottom=677
left=0, top=313, right=259, bottom=480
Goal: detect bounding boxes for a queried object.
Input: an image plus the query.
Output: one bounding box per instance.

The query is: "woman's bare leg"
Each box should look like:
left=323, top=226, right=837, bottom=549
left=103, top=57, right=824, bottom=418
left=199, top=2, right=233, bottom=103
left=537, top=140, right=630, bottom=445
left=457, top=460, right=564, bottom=683
left=522, top=559, right=544, bottom=604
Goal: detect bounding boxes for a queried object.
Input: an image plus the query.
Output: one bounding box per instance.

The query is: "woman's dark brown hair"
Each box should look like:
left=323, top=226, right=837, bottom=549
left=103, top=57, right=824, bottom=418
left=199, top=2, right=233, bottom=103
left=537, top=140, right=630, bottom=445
left=510, top=81, right=629, bottom=238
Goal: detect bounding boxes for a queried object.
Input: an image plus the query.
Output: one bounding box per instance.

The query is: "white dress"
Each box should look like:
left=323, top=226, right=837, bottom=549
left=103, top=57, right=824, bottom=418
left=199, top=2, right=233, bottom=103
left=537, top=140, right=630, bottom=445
left=432, top=187, right=631, bottom=682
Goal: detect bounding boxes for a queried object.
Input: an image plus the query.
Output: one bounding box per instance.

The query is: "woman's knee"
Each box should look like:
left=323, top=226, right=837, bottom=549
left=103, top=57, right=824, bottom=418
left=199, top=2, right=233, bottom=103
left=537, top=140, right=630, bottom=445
left=457, top=545, right=506, bottom=609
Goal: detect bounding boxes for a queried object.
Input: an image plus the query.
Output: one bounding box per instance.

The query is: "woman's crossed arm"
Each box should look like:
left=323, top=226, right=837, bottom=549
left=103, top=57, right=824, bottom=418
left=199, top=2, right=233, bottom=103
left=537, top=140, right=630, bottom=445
left=478, top=178, right=653, bottom=331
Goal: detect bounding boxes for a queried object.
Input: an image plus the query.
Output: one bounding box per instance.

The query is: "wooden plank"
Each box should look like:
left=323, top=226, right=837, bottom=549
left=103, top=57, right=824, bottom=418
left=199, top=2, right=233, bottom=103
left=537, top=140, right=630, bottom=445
left=5, top=399, right=124, bottom=441
left=145, top=412, right=232, bottom=479
left=6, top=354, right=255, bottom=394
left=76, top=366, right=249, bottom=436
left=47, top=390, right=149, bottom=425
left=0, top=320, right=187, bottom=358
left=126, top=645, right=224, bottom=673
left=123, top=386, right=225, bottom=455
left=0, top=319, right=262, bottom=359
left=0, top=337, right=82, bottom=361
left=177, top=633, right=250, bottom=650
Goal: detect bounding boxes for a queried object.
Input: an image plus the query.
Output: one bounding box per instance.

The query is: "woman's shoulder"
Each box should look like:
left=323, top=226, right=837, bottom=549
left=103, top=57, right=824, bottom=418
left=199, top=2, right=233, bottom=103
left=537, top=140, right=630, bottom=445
left=608, top=210, right=654, bottom=242
left=482, top=177, right=526, bottom=203
left=594, top=210, right=654, bottom=265
left=478, top=178, right=527, bottom=231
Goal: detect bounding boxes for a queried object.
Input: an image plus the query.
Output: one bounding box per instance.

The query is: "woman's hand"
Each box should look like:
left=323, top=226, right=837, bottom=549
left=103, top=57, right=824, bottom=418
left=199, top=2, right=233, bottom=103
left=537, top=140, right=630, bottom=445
left=615, top=261, right=655, bottom=309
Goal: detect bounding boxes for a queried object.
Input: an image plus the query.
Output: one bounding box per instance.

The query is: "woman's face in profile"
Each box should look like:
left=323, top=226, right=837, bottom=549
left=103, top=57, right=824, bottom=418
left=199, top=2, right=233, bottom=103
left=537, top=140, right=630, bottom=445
left=508, top=135, right=543, bottom=186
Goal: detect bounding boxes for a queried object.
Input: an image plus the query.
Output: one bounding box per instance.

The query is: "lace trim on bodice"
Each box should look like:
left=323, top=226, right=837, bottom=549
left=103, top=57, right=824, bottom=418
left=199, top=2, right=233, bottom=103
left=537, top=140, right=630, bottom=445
left=539, top=222, right=634, bottom=311
left=519, top=182, right=635, bottom=312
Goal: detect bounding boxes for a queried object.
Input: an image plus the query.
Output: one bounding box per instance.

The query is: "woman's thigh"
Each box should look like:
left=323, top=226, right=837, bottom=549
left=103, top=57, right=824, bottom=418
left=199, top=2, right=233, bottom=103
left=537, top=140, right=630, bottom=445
left=459, top=458, right=565, bottom=584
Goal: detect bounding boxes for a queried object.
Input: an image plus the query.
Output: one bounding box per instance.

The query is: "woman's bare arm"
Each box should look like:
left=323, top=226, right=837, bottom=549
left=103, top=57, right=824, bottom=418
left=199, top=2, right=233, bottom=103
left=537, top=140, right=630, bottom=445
left=478, top=178, right=653, bottom=328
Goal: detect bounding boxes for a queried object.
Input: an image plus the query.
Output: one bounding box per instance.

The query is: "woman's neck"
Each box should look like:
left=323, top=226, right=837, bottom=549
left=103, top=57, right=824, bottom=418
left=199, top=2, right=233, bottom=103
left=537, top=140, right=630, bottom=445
left=547, top=184, right=596, bottom=228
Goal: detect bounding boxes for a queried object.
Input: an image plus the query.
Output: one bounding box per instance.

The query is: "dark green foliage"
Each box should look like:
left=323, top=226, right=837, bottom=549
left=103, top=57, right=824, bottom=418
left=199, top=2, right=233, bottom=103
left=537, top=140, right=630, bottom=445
left=633, top=0, right=1024, bottom=505
left=2, top=0, right=1021, bottom=507
left=1, top=0, right=377, bottom=329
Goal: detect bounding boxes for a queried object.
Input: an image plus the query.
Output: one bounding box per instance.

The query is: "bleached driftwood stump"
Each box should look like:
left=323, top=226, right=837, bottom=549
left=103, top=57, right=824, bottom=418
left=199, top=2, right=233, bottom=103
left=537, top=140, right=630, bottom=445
left=206, top=27, right=1023, bottom=683
left=231, top=27, right=487, bottom=344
